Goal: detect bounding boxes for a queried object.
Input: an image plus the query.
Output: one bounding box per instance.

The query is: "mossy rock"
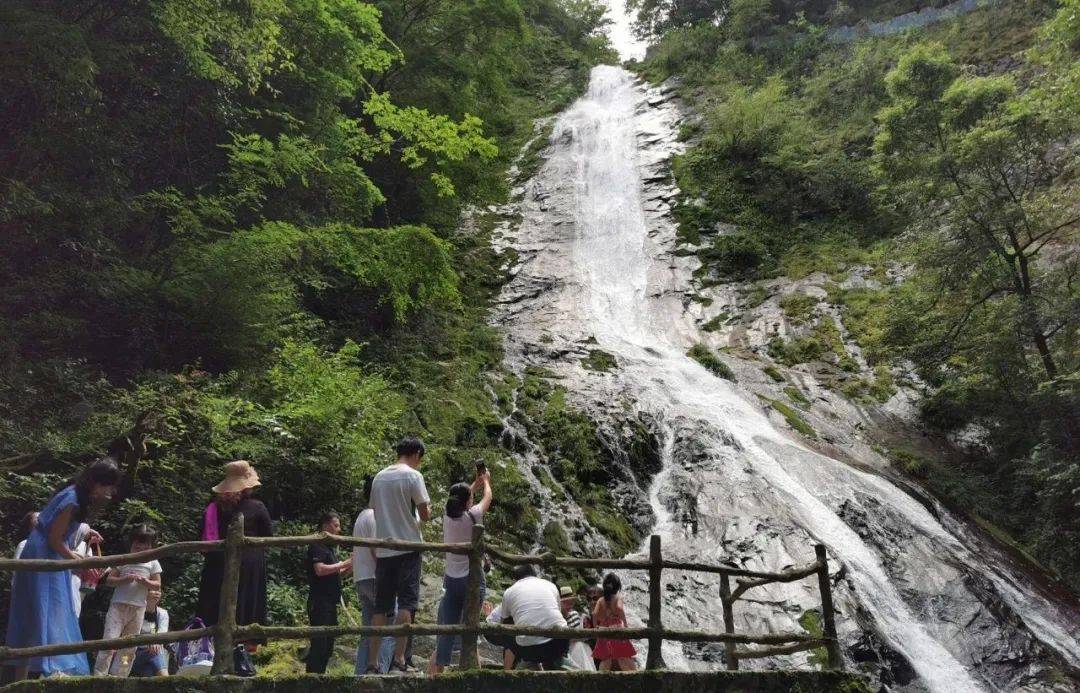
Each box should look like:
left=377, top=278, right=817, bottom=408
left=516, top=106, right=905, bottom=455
left=4, top=670, right=873, bottom=693
left=581, top=349, right=617, bottom=372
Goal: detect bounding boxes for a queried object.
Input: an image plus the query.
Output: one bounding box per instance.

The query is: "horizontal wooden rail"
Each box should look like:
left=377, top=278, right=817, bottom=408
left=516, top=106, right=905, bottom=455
left=244, top=532, right=473, bottom=554
left=486, top=545, right=651, bottom=569
left=0, top=540, right=223, bottom=572
left=727, top=562, right=822, bottom=602
left=234, top=623, right=824, bottom=646
left=0, top=520, right=844, bottom=672
left=0, top=535, right=472, bottom=575
left=733, top=640, right=830, bottom=660
left=486, top=544, right=822, bottom=581
left=663, top=559, right=820, bottom=581
left=0, top=627, right=214, bottom=662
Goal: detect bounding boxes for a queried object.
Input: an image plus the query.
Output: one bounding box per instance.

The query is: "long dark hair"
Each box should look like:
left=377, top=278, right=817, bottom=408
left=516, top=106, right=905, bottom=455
left=445, top=483, right=472, bottom=519
left=74, top=457, right=121, bottom=520
left=602, top=572, right=621, bottom=604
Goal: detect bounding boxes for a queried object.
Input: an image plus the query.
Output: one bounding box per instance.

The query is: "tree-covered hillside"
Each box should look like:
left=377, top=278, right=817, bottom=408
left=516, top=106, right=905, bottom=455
left=0, top=0, right=618, bottom=640
left=632, top=0, right=1079, bottom=586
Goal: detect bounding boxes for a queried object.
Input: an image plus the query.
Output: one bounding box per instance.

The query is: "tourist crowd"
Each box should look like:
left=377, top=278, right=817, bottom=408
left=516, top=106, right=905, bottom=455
left=4, top=437, right=639, bottom=678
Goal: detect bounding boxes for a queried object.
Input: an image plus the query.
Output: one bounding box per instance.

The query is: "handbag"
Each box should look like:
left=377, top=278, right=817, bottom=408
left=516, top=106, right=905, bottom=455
left=176, top=618, right=214, bottom=676
left=233, top=644, right=256, bottom=677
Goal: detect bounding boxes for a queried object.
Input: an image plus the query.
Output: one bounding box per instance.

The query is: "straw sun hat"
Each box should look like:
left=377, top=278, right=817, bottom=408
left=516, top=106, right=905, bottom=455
left=212, top=460, right=261, bottom=494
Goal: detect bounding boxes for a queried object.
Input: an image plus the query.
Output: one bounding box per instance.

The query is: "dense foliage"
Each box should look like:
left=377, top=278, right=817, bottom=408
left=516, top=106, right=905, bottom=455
left=636, top=0, right=1079, bottom=585
left=0, top=0, right=612, bottom=634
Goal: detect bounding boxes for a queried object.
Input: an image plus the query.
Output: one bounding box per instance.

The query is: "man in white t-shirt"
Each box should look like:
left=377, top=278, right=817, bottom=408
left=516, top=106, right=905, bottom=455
left=499, top=564, right=570, bottom=669
left=365, top=437, right=431, bottom=675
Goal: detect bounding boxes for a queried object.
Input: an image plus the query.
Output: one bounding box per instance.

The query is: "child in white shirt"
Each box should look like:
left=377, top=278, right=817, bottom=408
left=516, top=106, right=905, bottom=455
left=94, top=524, right=162, bottom=676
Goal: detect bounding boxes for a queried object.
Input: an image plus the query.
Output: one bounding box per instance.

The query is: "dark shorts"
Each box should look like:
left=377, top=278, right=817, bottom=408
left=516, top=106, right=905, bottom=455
left=375, top=552, right=421, bottom=614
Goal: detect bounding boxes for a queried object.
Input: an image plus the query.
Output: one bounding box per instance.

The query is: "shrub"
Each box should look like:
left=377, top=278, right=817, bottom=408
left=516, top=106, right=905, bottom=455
left=687, top=344, right=737, bottom=381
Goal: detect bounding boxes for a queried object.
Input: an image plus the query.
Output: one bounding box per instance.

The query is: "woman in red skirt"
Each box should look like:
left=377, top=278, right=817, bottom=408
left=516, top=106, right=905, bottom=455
left=591, top=573, right=638, bottom=671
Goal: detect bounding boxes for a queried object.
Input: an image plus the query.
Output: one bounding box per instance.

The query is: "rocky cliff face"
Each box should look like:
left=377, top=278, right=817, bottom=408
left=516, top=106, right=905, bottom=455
left=483, top=64, right=1080, bottom=692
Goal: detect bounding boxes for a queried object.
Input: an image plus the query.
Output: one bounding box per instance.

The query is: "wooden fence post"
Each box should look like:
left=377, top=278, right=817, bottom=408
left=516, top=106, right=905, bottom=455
left=815, top=544, right=842, bottom=670
left=646, top=535, right=664, bottom=670
left=459, top=523, right=485, bottom=670
left=211, top=514, right=245, bottom=675
left=719, top=574, right=738, bottom=670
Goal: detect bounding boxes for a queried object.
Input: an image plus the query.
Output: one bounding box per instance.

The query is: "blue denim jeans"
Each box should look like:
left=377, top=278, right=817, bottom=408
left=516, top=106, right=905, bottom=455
left=354, top=579, right=395, bottom=675
left=130, top=647, right=168, bottom=677
left=434, top=574, right=485, bottom=666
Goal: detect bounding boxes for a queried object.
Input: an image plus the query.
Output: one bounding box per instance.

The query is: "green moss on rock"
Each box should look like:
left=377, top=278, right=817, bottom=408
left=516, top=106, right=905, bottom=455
left=4, top=670, right=873, bottom=693
left=768, top=399, right=817, bottom=439
left=687, top=344, right=736, bottom=381
left=581, top=349, right=617, bottom=372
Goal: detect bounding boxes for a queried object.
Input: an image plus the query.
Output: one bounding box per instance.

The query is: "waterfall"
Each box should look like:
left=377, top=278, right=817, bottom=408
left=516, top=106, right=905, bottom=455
left=492, top=7, right=1080, bottom=690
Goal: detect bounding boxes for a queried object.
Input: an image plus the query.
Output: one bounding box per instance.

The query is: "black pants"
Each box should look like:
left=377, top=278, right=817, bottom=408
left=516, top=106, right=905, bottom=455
left=306, top=598, right=338, bottom=674
left=513, top=638, right=570, bottom=670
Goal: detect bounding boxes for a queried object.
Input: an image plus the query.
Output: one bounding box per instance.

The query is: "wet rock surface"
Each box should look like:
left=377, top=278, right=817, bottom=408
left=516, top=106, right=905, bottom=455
left=485, top=65, right=1080, bottom=692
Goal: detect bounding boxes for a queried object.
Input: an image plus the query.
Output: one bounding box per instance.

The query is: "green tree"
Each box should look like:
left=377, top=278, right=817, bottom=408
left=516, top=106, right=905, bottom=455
left=873, top=43, right=1077, bottom=381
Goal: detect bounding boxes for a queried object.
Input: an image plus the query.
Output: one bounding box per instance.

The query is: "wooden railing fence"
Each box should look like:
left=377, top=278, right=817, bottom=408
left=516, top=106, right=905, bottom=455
left=0, top=516, right=842, bottom=674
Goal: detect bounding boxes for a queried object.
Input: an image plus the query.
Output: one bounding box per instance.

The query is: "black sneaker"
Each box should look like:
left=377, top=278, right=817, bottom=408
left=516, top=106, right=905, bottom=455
left=388, top=660, right=417, bottom=676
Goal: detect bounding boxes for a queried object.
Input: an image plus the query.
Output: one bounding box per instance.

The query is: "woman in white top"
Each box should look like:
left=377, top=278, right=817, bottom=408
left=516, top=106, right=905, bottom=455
left=428, top=467, right=492, bottom=675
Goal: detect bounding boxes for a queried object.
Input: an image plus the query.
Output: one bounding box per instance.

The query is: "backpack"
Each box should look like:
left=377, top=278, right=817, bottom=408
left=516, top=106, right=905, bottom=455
left=175, top=617, right=214, bottom=676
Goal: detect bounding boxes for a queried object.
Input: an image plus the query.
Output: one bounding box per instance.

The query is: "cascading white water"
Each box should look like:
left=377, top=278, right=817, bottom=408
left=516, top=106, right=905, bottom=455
left=496, top=57, right=1080, bottom=691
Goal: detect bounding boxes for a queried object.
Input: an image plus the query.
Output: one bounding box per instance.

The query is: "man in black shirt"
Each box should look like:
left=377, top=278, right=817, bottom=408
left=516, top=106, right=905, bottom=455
left=306, top=512, right=352, bottom=674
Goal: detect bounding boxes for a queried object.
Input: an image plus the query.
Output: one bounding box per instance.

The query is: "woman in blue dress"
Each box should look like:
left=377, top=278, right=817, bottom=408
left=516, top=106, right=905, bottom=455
left=6, top=458, right=120, bottom=678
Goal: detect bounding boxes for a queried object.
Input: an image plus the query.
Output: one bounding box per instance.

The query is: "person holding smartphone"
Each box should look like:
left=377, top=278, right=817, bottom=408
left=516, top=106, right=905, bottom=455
left=428, top=463, right=493, bottom=675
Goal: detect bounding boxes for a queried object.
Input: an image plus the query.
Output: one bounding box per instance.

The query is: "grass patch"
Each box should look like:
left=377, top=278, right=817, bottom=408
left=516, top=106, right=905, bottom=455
left=798, top=610, right=830, bottom=670
left=779, top=292, right=818, bottom=323
left=785, top=385, right=811, bottom=408
left=743, top=286, right=770, bottom=309
left=763, top=365, right=785, bottom=382
left=687, top=343, right=736, bottom=381
left=701, top=312, right=730, bottom=331
left=768, top=335, right=827, bottom=365
left=768, top=398, right=817, bottom=438
left=581, top=349, right=617, bottom=372
left=833, top=287, right=891, bottom=364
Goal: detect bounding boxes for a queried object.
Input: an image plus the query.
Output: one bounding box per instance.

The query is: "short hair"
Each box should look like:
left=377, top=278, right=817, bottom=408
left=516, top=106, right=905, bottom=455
left=130, top=523, right=157, bottom=546
left=512, top=564, right=538, bottom=581
left=395, top=437, right=426, bottom=459
left=318, top=511, right=340, bottom=529
left=363, top=475, right=375, bottom=503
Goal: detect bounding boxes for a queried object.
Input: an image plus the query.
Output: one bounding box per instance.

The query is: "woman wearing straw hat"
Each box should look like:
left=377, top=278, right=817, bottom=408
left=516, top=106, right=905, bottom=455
left=195, top=460, right=273, bottom=672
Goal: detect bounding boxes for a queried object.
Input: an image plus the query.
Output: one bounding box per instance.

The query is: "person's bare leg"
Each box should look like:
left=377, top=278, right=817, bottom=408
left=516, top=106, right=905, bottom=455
left=393, top=609, right=413, bottom=664
left=368, top=612, right=388, bottom=670
left=617, top=657, right=637, bottom=671
left=599, top=659, right=613, bottom=671
left=503, top=649, right=515, bottom=670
